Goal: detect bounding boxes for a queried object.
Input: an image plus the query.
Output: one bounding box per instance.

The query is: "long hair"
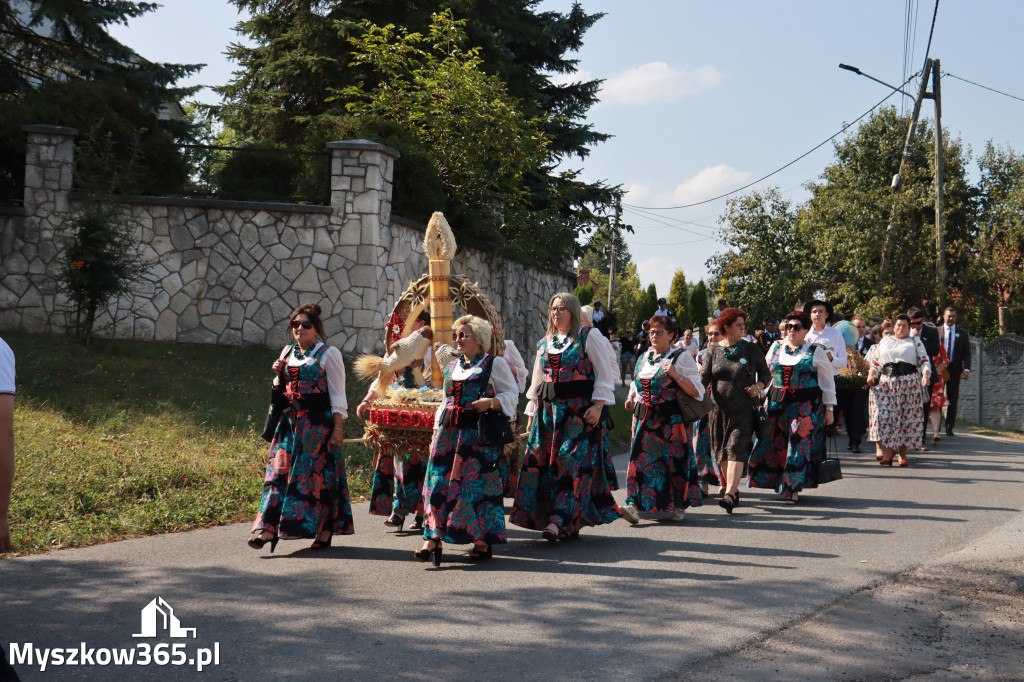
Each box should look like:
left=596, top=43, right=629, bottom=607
left=545, top=292, right=582, bottom=338
left=453, top=314, right=492, bottom=353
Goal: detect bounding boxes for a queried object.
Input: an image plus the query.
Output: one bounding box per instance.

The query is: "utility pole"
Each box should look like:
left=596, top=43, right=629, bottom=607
left=607, top=197, right=620, bottom=309
left=929, top=59, right=946, bottom=311
left=878, top=58, right=934, bottom=291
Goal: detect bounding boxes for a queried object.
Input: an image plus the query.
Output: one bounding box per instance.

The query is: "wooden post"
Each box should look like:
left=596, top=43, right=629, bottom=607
left=932, top=60, right=946, bottom=310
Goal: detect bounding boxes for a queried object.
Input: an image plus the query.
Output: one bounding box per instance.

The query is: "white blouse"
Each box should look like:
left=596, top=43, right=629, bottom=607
left=804, top=324, right=847, bottom=376
left=274, top=343, right=348, bottom=418
left=502, top=339, right=529, bottom=394
left=524, top=329, right=617, bottom=417
left=432, top=354, right=520, bottom=430
left=627, top=349, right=704, bottom=403
left=868, top=336, right=931, bottom=377
left=769, top=341, right=838, bottom=406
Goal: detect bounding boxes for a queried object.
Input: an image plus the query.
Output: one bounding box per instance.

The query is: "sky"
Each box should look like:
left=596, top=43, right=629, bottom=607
left=109, top=1, right=1024, bottom=298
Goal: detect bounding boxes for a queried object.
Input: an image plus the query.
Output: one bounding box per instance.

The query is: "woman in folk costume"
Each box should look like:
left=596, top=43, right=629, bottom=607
left=356, top=311, right=433, bottom=532
left=249, top=304, right=353, bottom=552
left=510, top=292, right=621, bottom=542
left=748, top=310, right=836, bottom=504
left=620, top=315, right=704, bottom=524
left=692, top=321, right=724, bottom=494
left=416, top=315, right=518, bottom=566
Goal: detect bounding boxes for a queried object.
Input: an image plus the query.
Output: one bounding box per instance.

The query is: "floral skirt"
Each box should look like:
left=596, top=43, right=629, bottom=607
left=869, top=375, right=924, bottom=449
left=252, top=410, right=354, bottom=539
left=626, top=408, right=701, bottom=512
left=422, top=426, right=506, bottom=546
left=748, top=398, right=824, bottom=495
left=369, top=450, right=427, bottom=518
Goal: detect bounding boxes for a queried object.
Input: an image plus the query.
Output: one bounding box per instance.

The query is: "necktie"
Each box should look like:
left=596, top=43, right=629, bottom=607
left=946, top=326, right=953, bottom=357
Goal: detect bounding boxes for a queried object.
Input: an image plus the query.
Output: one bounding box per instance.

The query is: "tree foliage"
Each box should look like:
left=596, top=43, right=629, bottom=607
left=709, top=107, right=977, bottom=323
left=217, top=0, right=617, bottom=266
left=973, top=142, right=1024, bottom=332
left=667, top=270, right=690, bottom=326
left=574, top=283, right=594, bottom=306
left=690, top=279, right=710, bottom=327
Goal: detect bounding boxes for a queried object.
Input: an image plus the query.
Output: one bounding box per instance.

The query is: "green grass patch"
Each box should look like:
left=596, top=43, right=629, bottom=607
left=3, top=332, right=374, bottom=557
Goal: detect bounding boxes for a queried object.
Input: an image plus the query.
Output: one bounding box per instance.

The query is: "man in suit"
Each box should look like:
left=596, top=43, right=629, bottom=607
left=939, top=307, right=971, bottom=436
left=755, top=317, right=781, bottom=355
left=908, top=307, right=940, bottom=446
left=851, top=315, right=873, bottom=355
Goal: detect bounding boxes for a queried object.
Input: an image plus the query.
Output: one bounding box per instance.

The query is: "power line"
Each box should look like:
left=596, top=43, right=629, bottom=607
left=943, top=71, right=1024, bottom=104
left=620, top=207, right=717, bottom=238
left=921, top=0, right=940, bottom=69
left=622, top=205, right=719, bottom=232
left=624, top=73, right=917, bottom=211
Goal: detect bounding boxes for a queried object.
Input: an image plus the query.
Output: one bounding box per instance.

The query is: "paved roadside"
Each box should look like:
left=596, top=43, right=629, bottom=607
left=2, top=429, right=1023, bottom=681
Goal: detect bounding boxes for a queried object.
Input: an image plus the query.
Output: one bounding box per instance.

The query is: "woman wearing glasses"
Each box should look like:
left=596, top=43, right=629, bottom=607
left=620, top=316, right=704, bottom=524
left=511, top=292, right=620, bottom=542
left=700, top=308, right=770, bottom=513
left=416, top=315, right=518, bottom=566
left=249, top=304, right=353, bottom=552
left=692, top=322, right=723, bottom=494
left=748, top=311, right=836, bottom=504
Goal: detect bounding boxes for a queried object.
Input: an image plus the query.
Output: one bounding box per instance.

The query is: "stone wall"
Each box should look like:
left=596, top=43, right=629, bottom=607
left=957, top=335, right=1024, bottom=433
left=0, top=125, right=572, bottom=356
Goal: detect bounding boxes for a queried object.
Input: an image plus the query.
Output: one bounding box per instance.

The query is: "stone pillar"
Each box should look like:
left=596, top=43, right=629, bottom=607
left=326, top=139, right=400, bottom=353
left=22, top=125, right=78, bottom=234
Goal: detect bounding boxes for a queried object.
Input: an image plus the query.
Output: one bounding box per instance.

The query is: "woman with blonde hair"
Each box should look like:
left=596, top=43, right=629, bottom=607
left=511, top=292, right=620, bottom=542
left=416, top=315, right=519, bottom=565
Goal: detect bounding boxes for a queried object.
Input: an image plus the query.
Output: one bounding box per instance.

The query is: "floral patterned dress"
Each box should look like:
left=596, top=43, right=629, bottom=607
left=692, top=348, right=722, bottom=487
left=930, top=346, right=949, bottom=409
left=748, top=342, right=834, bottom=496
left=252, top=344, right=354, bottom=540
left=421, top=355, right=511, bottom=547
left=510, top=327, right=621, bottom=534
left=867, top=336, right=930, bottom=450
left=626, top=349, right=703, bottom=512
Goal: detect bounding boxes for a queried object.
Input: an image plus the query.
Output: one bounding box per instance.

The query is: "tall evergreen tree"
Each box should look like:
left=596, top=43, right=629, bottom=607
left=690, top=280, right=709, bottom=326
left=217, top=0, right=616, bottom=265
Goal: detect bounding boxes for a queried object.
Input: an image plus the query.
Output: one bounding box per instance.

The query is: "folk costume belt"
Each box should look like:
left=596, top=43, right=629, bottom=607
left=880, top=362, right=917, bottom=377
left=537, top=379, right=595, bottom=402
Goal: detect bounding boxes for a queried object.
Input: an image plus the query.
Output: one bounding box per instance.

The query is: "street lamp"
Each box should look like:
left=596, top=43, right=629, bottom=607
left=838, top=64, right=916, bottom=101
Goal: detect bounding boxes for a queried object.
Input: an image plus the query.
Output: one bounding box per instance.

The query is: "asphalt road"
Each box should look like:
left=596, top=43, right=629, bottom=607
left=2, top=430, right=1022, bottom=681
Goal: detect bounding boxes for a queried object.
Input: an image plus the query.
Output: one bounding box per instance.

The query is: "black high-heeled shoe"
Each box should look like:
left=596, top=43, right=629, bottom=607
left=248, top=532, right=279, bottom=553
left=384, top=513, right=405, bottom=532
left=410, top=515, right=424, bottom=531
left=310, top=532, right=332, bottom=550
left=541, top=524, right=560, bottom=543
left=719, top=493, right=736, bottom=514
left=468, top=543, right=492, bottom=561
left=414, top=539, right=442, bottom=566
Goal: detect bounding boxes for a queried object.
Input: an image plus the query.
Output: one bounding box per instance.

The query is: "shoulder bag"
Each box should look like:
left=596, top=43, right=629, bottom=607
left=260, top=347, right=292, bottom=442
left=473, top=356, right=515, bottom=447
left=664, top=348, right=712, bottom=422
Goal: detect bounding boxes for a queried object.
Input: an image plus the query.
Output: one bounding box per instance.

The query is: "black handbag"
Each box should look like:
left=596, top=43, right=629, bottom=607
left=753, top=403, right=771, bottom=441
left=815, top=434, right=844, bottom=484
left=662, top=348, right=710, bottom=422
left=474, top=356, right=514, bottom=447
left=260, top=381, right=287, bottom=442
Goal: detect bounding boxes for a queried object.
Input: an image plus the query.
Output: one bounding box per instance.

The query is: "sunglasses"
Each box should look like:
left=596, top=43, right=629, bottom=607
left=785, top=323, right=803, bottom=331
left=291, top=320, right=314, bottom=330
left=910, top=320, right=923, bottom=327
left=453, top=331, right=473, bottom=340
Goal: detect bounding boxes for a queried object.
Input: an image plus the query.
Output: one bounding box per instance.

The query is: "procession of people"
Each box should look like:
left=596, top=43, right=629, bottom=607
left=247, top=290, right=972, bottom=563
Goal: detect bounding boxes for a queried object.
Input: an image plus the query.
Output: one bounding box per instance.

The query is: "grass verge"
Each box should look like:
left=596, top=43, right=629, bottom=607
left=3, top=332, right=374, bottom=557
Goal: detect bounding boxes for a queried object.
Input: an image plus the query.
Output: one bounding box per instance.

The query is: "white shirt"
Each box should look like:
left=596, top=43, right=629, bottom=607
left=673, top=338, right=699, bottom=359
left=768, top=341, right=837, bottom=406
left=627, top=349, right=704, bottom=403
left=525, top=329, right=617, bottom=416
left=502, top=339, right=529, bottom=394
left=433, top=354, right=519, bottom=430
left=592, top=310, right=605, bottom=323
left=868, top=336, right=931, bottom=379
left=274, top=343, right=349, bottom=418
left=804, top=324, right=847, bottom=376
left=653, top=308, right=670, bottom=317
left=0, top=337, right=14, bottom=394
